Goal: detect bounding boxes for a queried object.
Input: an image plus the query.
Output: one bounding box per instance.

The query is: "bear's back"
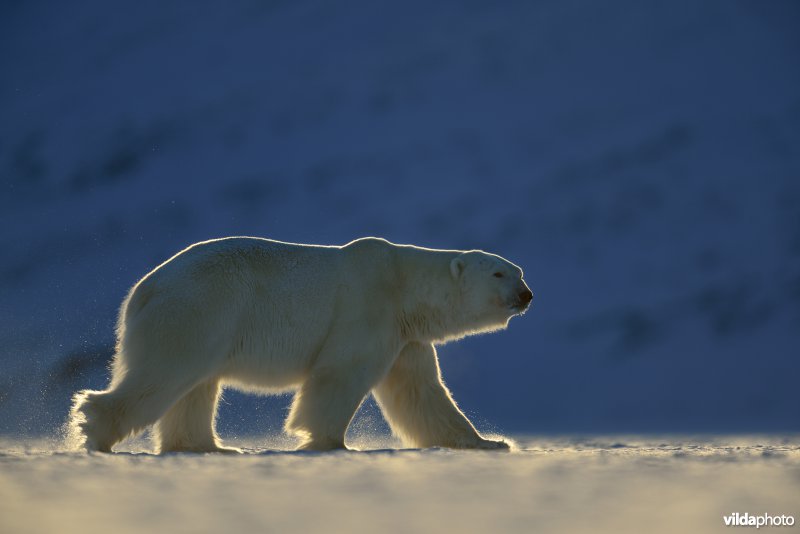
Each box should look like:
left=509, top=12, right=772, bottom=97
left=153, top=237, right=337, bottom=279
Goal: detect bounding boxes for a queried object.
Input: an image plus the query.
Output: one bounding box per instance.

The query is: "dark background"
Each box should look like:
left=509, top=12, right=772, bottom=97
left=1, top=0, right=799, bottom=438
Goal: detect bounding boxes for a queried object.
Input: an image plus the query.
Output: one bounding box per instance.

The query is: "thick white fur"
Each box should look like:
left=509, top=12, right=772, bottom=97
left=68, top=237, right=531, bottom=453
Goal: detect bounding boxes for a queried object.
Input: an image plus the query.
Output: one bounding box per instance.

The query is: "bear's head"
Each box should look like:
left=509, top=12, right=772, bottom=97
left=450, top=250, right=532, bottom=334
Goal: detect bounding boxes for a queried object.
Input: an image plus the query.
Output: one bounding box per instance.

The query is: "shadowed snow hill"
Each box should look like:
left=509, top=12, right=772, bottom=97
left=1, top=436, right=798, bottom=534
left=1, top=0, right=799, bottom=435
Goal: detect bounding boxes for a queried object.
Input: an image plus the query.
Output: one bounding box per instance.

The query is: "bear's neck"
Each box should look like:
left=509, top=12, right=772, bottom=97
left=394, top=248, right=465, bottom=344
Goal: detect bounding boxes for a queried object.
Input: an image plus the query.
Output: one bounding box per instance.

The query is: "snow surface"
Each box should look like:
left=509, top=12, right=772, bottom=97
left=1, top=436, right=798, bottom=534
left=1, top=0, right=799, bottom=438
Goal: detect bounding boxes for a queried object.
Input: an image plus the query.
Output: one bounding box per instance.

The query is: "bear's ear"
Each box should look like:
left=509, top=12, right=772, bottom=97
left=450, top=256, right=465, bottom=279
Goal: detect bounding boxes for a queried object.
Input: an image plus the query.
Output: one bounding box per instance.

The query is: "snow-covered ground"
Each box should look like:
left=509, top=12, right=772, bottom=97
left=1, top=435, right=798, bottom=534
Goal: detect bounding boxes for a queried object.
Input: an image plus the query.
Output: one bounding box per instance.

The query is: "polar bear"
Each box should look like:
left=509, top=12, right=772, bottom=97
left=69, top=237, right=532, bottom=453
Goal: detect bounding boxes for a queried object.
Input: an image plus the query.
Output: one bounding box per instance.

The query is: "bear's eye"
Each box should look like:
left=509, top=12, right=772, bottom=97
left=493, top=272, right=504, bottom=278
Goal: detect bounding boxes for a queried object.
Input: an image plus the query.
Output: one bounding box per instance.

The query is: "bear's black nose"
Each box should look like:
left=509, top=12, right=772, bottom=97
left=519, top=289, right=533, bottom=305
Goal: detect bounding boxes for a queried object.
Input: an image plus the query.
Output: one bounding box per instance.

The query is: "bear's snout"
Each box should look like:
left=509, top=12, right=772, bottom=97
left=508, top=286, right=532, bottom=313
left=520, top=289, right=532, bottom=304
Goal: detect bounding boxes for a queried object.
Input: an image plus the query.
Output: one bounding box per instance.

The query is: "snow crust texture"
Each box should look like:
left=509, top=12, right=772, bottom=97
left=1, top=436, right=798, bottom=534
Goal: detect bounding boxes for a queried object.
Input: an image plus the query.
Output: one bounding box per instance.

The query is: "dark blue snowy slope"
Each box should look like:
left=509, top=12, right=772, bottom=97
left=1, top=0, right=799, bottom=436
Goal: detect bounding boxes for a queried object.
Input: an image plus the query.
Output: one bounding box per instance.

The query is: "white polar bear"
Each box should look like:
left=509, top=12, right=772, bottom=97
left=69, top=237, right=532, bottom=453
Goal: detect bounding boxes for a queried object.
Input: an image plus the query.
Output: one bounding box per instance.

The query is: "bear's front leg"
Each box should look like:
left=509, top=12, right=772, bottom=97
left=285, top=366, right=376, bottom=451
left=373, top=342, right=509, bottom=450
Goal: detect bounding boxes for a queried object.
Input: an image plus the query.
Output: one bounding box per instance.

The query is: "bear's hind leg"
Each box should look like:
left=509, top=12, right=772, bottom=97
left=70, top=369, right=203, bottom=452
left=70, top=389, right=124, bottom=452
left=154, top=380, right=238, bottom=454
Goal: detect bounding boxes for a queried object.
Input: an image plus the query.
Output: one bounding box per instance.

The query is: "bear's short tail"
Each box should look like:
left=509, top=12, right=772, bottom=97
left=66, top=389, right=117, bottom=452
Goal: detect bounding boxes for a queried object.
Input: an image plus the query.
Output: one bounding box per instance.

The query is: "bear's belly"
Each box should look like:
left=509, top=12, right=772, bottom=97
left=221, top=354, right=310, bottom=391
left=221, top=341, right=321, bottom=391
left=219, top=300, right=335, bottom=391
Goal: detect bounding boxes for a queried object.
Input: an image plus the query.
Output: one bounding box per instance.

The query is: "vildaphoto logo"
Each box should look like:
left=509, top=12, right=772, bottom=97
left=723, top=513, right=795, bottom=528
